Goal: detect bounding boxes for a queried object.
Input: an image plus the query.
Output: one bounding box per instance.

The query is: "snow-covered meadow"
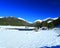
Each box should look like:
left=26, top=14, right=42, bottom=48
left=0, top=26, right=60, bottom=48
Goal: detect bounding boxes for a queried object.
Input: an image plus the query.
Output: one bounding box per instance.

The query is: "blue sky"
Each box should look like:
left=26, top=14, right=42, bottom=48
left=0, top=0, right=60, bottom=22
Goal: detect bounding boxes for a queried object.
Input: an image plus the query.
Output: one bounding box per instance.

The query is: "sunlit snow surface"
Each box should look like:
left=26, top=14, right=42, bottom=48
left=0, top=26, right=60, bottom=48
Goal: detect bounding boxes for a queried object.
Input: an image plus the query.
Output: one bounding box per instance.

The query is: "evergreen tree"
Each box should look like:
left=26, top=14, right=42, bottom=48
left=48, top=22, right=54, bottom=29
left=41, top=21, right=47, bottom=27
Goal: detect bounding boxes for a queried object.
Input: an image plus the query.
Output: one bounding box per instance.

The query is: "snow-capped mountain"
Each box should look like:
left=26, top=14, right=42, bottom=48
left=0, top=16, right=60, bottom=28
left=34, top=17, right=59, bottom=24
left=34, top=19, right=42, bottom=22
left=33, top=17, right=60, bottom=28
left=52, top=17, right=59, bottom=20
left=18, top=17, right=32, bottom=24
left=43, top=17, right=59, bottom=21
left=44, top=18, right=54, bottom=23
left=34, top=17, right=55, bottom=23
left=43, top=17, right=52, bottom=21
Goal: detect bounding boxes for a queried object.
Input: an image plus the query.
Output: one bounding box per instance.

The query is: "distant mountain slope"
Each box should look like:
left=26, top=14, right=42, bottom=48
left=0, top=16, right=60, bottom=28
left=0, top=17, right=30, bottom=26
left=33, top=17, right=60, bottom=28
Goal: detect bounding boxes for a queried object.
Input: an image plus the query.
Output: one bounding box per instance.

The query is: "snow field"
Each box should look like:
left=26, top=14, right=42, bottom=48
left=0, top=26, right=60, bottom=48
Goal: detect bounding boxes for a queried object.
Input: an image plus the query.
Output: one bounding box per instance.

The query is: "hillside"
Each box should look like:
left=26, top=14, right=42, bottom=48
left=0, top=17, right=30, bottom=26
left=33, top=17, right=60, bottom=28
left=0, top=16, right=60, bottom=28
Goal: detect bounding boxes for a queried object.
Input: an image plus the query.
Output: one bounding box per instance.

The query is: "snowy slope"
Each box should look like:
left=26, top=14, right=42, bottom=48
left=18, top=17, right=32, bottom=24
left=34, top=19, right=42, bottom=22
left=0, top=17, right=3, bottom=18
left=43, top=17, right=58, bottom=21
left=43, top=17, right=51, bottom=21
left=34, top=17, right=58, bottom=24
left=52, top=17, right=58, bottom=20
left=0, top=26, right=60, bottom=48
left=47, top=21, right=52, bottom=23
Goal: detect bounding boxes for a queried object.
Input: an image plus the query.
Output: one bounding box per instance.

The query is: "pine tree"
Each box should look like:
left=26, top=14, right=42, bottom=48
left=41, top=21, right=47, bottom=27
left=48, top=22, right=54, bottom=29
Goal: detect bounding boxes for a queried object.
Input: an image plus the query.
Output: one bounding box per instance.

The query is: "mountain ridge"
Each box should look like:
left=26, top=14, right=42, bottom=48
left=0, top=16, right=59, bottom=23
left=0, top=16, right=31, bottom=26
left=0, top=16, right=60, bottom=28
